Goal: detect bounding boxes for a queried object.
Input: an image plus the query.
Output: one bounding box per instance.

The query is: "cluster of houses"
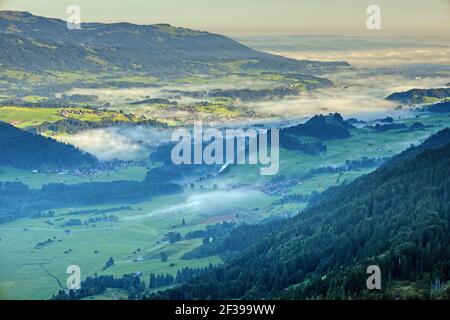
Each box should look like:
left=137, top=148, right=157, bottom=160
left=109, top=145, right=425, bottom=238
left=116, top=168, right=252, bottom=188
left=31, top=160, right=134, bottom=178
left=260, top=177, right=302, bottom=196
left=59, top=108, right=100, bottom=118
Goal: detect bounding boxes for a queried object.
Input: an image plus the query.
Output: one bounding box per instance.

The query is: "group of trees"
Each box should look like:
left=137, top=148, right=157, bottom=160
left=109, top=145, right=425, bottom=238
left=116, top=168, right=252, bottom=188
left=163, top=221, right=238, bottom=246
left=51, top=266, right=218, bottom=299
left=371, top=123, right=407, bottom=132
left=272, top=193, right=310, bottom=205
left=149, top=266, right=215, bottom=289
left=181, top=219, right=285, bottom=261
left=51, top=274, right=145, bottom=300
left=33, top=117, right=166, bottom=135
left=102, top=257, right=115, bottom=271
left=0, top=178, right=181, bottom=224
left=61, top=206, right=132, bottom=217
left=310, top=157, right=389, bottom=175
left=204, top=87, right=299, bottom=102
left=183, top=221, right=236, bottom=240
left=427, top=101, right=450, bottom=113
left=278, top=133, right=327, bottom=155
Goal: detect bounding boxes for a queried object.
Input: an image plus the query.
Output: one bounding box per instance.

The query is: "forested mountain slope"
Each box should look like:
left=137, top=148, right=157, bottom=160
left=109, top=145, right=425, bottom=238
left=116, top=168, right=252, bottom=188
left=154, top=129, right=450, bottom=300
left=0, top=121, right=97, bottom=169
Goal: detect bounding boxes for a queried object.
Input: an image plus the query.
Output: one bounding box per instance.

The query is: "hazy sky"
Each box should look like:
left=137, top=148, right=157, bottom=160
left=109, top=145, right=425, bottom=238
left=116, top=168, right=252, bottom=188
left=1, top=0, right=449, bottom=37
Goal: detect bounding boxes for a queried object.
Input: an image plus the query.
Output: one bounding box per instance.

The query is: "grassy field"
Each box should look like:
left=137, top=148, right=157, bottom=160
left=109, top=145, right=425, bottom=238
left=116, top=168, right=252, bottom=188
left=0, top=192, right=228, bottom=299
left=0, top=183, right=273, bottom=299
left=0, top=69, right=152, bottom=86
left=0, top=106, right=144, bottom=129
left=422, top=97, right=450, bottom=104
left=0, top=106, right=63, bottom=127
left=0, top=104, right=168, bottom=141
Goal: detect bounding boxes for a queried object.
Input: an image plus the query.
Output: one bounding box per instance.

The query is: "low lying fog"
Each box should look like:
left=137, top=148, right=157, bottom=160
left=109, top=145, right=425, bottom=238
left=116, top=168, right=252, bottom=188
left=66, top=75, right=275, bottom=105
left=123, top=189, right=264, bottom=221
left=239, top=71, right=449, bottom=120
left=271, top=47, right=450, bottom=67
left=58, top=126, right=172, bottom=161
left=59, top=45, right=449, bottom=161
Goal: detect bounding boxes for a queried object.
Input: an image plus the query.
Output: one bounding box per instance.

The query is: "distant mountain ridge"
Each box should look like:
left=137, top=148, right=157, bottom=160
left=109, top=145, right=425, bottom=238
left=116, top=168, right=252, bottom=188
left=0, top=11, right=349, bottom=77
left=386, top=88, right=450, bottom=104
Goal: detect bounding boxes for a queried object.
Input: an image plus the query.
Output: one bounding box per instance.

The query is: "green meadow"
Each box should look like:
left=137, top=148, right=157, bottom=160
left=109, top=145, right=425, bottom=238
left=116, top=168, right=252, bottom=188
left=0, top=177, right=272, bottom=299
left=0, top=106, right=142, bottom=129
left=0, top=193, right=225, bottom=299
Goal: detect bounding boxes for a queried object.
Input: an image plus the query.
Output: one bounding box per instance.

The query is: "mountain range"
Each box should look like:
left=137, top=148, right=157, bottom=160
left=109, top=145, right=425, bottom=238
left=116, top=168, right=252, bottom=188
left=0, top=11, right=349, bottom=78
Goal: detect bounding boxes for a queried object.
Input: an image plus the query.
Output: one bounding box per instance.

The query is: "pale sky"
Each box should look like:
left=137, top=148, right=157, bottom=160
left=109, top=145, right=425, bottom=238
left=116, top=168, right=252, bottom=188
left=1, top=0, right=449, bottom=38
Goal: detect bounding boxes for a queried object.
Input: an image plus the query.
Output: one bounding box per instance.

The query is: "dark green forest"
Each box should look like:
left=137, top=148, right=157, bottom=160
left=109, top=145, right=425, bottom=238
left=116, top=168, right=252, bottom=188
left=0, top=178, right=181, bottom=224
left=427, top=101, right=450, bottom=113
left=0, top=121, right=97, bottom=169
